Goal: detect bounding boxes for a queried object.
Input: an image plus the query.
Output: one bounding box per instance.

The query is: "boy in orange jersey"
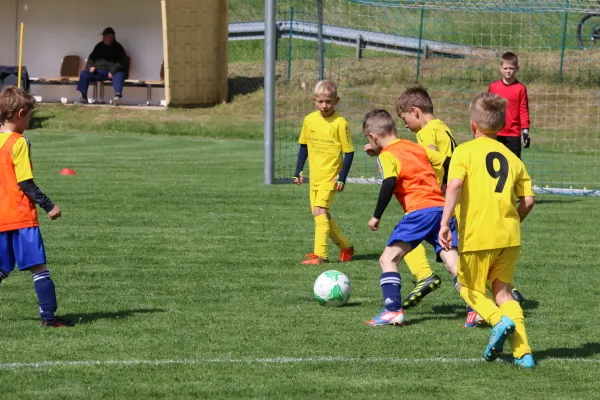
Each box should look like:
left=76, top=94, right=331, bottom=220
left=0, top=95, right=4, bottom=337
left=293, top=80, right=355, bottom=264
left=0, top=86, right=71, bottom=327
left=362, top=109, right=459, bottom=326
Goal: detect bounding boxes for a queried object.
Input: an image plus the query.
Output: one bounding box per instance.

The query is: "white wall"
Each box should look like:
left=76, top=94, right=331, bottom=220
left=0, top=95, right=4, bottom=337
left=0, top=0, right=17, bottom=65
left=14, top=0, right=164, bottom=105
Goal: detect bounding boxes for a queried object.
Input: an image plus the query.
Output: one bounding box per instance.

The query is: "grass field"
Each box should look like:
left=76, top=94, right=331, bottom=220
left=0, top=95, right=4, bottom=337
left=1, top=131, right=599, bottom=399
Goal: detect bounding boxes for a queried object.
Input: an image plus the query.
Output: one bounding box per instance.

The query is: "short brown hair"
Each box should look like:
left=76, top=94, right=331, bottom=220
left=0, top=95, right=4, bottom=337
left=501, top=51, right=519, bottom=66
left=0, top=86, right=36, bottom=124
left=469, top=93, right=507, bottom=134
left=396, top=86, right=433, bottom=115
left=363, top=109, right=397, bottom=136
left=314, top=80, right=338, bottom=98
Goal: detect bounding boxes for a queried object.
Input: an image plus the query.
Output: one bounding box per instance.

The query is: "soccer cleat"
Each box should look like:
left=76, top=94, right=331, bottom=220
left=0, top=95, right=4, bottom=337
left=402, top=274, right=441, bottom=309
left=464, top=311, right=480, bottom=328
left=41, top=317, right=73, bottom=328
left=113, top=96, right=121, bottom=106
left=514, top=353, right=535, bottom=369
left=366, top=308, right=404, bottom=326
left=301, top=254, right=329, bottom=265
left=339, top=246, right=354, bottom=262
left=511, top=287, right=526, bottom=304
left=484, top=316, right=515, bottom=361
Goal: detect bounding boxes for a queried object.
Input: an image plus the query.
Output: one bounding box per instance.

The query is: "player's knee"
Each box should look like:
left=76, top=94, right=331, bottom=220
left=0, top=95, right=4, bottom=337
left=29, top=264, right=48, bottom=274
left=313, top=207, right=327, bottom=217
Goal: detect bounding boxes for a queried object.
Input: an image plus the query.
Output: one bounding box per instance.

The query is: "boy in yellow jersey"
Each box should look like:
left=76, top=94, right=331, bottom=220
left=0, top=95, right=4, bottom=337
left=362, top=109, right=459, bottom=326
left=293, top=80, right=355, bottom=264
left=393, top=86, right=456, bottom=310
left=439, top=93, right=535, bottom=368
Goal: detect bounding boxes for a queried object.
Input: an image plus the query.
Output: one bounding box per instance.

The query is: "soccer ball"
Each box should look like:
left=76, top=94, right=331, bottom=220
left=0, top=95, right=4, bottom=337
left=313, top=270, right=352, bottom=307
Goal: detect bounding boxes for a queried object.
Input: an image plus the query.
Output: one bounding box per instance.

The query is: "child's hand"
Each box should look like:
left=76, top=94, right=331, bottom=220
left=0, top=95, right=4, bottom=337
left=335, top=181, right=345, bottom=192
left=368, top=217, right=380, bottom=231
left=293, top=174, right=304, bottom=185
left=522, top=129, right=531, bottom=148
left=364, top=143, right=378, bottom=157
left=438, top=225, right=453, bottom=251
left=48, top=205, right=62, bottom=220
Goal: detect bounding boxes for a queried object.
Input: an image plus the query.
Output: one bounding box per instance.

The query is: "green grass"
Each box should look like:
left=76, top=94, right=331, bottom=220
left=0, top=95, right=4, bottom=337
left=1, top=131, right=599, bottom=399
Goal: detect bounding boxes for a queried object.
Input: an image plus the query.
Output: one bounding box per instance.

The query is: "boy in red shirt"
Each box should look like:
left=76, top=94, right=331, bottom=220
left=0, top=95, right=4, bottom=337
left=488, top=52, right=530, bottom=159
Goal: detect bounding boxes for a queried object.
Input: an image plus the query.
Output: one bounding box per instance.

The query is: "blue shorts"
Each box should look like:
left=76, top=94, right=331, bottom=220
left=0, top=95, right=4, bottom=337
left=387, top=207, right=458, bottom=262
left=0, top=227, right=47, bottom=272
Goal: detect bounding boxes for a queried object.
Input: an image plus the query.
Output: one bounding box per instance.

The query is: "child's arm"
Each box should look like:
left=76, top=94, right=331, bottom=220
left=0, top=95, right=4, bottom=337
left=520, top=86, right=531, bottom=148
left=439, top=178, right=462, bottom=250
left=293, top=144, right=308, bottom=185
left=517, top=196, right=535, bottom=222
left=294, top=117, right=310, bottom=185
left=368, top=152, right=398, bottom=231
left=13, top=138, right=61, bottom=220
left=335, top=120, right=355, bottom=192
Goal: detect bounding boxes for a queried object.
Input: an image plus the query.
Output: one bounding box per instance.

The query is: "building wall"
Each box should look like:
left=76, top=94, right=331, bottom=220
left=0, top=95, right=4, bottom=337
left=161, top=0, right=228, bottom=106
left=12, top=0, right=164, bottom=105
left=0, top=0, right=18, bottom=65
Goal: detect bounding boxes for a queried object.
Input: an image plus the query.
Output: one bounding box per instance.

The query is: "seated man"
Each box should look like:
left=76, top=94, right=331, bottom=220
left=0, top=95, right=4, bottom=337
left=76, top=27, right=127, bottom=106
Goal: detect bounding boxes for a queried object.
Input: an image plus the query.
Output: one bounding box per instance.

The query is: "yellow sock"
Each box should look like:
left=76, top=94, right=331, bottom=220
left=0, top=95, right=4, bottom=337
left=500, top=300, right=531, bottom=358
left=314, top=214, right=330, bottom=259
left=328, top=218, right=351, bottom=249
left=459, top=286, right=504, bottom=327
left=404, top=244, right=433, bottom=281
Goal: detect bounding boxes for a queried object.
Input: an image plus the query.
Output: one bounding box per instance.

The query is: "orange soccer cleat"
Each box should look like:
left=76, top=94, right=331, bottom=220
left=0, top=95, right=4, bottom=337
left=301, top=254, right=329, bottom=265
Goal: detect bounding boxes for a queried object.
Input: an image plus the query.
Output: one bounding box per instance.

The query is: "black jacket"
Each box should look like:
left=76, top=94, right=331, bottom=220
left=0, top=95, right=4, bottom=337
left=86, top=41, right=127, bottom=76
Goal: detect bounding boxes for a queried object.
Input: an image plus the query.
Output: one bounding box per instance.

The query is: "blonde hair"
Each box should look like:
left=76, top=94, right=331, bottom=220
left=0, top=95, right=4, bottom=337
left=0, top=86, right=36, bottom=124
left=363, top=109, right=397, bottom=136
left=314, top=80, right=338, bottom=98
left=469, top=93, right=507, bottom=134
left=396, top=86, right=434, bottom=114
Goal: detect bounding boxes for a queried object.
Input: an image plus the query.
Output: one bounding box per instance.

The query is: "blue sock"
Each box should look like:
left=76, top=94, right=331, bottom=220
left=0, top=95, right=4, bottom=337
left=453, top=276, right=474, bottom=313
left=380, top=272, right=402, bottom=312
left=33, top=270, right=57, bottom=320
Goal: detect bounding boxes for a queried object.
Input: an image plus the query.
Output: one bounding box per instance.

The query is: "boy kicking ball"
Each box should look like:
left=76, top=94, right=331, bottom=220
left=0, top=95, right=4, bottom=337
left=361, top=109, right=459, bottom=326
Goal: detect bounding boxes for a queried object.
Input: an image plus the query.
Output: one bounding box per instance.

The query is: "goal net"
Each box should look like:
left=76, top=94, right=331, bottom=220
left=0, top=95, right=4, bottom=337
left=266, top=0, right=600, bottom=195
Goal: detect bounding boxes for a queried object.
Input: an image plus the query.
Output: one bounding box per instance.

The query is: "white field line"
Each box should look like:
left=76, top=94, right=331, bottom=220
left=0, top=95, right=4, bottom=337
left=0, top=356, right=599, bottom=370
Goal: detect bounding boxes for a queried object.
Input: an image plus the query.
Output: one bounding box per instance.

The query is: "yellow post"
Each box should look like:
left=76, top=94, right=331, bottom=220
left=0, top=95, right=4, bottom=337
left=17, top=22, right=24, bottom=89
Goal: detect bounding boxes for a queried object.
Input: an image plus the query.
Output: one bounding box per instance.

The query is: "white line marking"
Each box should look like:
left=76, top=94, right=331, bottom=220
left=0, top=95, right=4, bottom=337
left=0, top=356, right=598, bottom=370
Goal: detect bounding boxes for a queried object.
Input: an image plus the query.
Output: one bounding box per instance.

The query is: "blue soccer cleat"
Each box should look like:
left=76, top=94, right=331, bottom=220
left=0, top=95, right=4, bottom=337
left=514, top=354, right=535, bottom=369
left=366, top=308, right=404, bottom=326
left=484, top=316, right=515, bottom=361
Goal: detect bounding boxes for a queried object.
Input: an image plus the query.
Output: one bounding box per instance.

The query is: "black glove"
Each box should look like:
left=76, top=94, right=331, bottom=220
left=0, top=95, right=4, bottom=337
left=522, top=129, right=531, bottom=148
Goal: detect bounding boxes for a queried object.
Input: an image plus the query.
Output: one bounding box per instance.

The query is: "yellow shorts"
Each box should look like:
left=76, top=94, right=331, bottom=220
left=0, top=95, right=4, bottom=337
left=310, top=188, right=336, bottom=210
left=458, top=246, right=520, bottom=293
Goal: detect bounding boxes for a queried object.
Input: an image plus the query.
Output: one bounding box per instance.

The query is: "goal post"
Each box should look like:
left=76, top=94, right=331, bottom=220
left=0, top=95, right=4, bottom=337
left=264, top=0, right=600, bottom=195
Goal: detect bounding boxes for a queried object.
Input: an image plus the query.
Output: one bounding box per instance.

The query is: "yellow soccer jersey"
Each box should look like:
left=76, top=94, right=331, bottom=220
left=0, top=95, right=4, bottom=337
left=448, top=136, right=534, bottom=252
left=416, top=119, right=456, bottom=157
left=0, top=133, right=33, bottom=182
left=299, top=110, right=354, bottom=189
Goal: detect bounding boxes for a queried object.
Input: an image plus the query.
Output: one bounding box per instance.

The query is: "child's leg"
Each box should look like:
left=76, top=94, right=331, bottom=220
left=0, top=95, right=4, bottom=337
left=458, top=250, right=504, bottom=327
left=491, top=247, right=532, bottom=359
left=30, top=264, right=58, bottom=321
left=328, top=216, right=351, bottom=250
left=379, top=241, right=412, bottom=311
left=313, top=207, right=329, bottom=260
left=403, top=244, right=433, bottom=281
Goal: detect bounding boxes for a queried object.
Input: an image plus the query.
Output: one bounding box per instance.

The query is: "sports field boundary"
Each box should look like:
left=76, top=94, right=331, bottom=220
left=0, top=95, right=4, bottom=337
left=1, top=356, right=599, bottom=370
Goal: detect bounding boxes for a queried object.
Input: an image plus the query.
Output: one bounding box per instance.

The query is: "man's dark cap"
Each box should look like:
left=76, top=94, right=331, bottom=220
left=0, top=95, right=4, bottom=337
left=101, top=27, right=115, bottom=35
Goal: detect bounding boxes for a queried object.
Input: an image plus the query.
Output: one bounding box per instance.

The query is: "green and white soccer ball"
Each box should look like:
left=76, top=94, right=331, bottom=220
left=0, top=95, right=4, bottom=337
left=313, top=270, right=352, bottom=307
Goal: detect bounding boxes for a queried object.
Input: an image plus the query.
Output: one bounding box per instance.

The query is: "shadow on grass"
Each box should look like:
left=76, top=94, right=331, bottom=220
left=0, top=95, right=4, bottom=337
left=536, top=342, right=600, bottom=361
left=228, top=76, right=264, bottom=101
left=351, top=254, right=380, bottom=261
left=29, top=113, right=54, bottom=129
left=60, top=308, right=166, bottom=325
